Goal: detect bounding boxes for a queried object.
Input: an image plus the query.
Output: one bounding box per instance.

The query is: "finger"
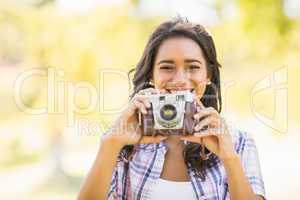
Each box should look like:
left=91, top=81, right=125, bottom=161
left=140, top=135, right=168, bottom=144
left=193, top=107, right=219, bottom=120
left=135, top=94, right=151, bottom=108
left=133, top=100, right=147, bottom=114
left=193, top=128, right=220, bottom=137
left=138, top=88, right=160, bottom=95
left=132, top=93, right=152, bottom=111
left=129, top=131, right=142, bottom=141
left=194, top=116, right=220, bottom=132
left=158, top=88, right=168, bottom=93
left=194, top=98, right=205, bottom=109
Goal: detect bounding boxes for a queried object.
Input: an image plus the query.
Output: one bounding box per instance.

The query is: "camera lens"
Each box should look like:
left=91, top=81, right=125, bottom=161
left=160, top=104, right=177, bottom=121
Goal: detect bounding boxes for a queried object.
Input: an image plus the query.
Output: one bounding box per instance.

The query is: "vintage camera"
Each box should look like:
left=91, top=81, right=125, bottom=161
left=139, top=90, right=198, bottom=136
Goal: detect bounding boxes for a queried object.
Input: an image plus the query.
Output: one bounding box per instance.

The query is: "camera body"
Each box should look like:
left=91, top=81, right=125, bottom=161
left=139, top=90, right=197, bottom=136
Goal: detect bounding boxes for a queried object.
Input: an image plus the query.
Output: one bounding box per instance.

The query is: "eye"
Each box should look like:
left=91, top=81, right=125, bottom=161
left=160, top=65, right=174, bottom=71
left=187, top=65, right=200, bottom=71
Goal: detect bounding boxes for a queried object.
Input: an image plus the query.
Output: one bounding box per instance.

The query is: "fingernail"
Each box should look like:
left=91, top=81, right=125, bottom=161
left=142, top=108, right=147, bottom=114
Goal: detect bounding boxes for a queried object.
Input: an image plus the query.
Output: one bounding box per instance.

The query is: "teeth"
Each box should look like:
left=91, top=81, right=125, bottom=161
left=167, top=89, right=194, bottom=93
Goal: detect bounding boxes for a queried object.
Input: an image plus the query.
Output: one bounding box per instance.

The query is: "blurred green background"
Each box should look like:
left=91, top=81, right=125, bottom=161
left=0, top=0, right=299, bottom=199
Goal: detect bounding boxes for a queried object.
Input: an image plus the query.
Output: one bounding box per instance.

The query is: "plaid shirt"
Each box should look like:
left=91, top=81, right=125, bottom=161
left=106, top=126, right=266, bottom=200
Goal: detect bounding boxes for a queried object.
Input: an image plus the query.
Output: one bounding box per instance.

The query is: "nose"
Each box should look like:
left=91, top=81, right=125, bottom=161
left=172, top=69, right=189, bottom=85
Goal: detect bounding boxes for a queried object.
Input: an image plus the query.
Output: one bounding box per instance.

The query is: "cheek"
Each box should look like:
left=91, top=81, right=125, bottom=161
left=195, top=84, right=207, bottom=98
left=153, top=70, right=172, bottom=88
left=190, top=74, right=208, bottom=97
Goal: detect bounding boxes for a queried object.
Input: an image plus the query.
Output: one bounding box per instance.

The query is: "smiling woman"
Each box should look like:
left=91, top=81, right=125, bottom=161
left=77, top=17, right=266, bottom=200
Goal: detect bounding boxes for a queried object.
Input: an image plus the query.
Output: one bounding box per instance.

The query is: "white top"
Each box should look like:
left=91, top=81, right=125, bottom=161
left=150, top=178, right=198, bottom=200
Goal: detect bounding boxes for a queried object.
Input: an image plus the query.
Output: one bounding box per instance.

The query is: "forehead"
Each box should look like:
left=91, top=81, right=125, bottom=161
left=155, top=37, right=204, bottom=62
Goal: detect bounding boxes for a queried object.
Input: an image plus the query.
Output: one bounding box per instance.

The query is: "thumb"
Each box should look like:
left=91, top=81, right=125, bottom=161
left=195, top=98, right=205, bottom=110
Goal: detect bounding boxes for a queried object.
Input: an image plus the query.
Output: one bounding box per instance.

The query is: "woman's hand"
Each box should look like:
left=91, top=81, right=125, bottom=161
left=101, top=88, right=167, bottom=149
left=180, top=100, right=236, bottom=162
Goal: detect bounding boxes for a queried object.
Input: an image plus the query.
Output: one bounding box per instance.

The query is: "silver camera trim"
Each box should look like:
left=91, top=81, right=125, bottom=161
left=145, top=90, right=194, bottom=129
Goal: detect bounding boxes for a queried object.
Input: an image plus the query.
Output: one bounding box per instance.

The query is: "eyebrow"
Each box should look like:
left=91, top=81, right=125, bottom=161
left=157, top=59, right=202, bottom=65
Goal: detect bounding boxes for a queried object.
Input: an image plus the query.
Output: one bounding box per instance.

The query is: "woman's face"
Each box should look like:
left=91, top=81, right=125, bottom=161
left=152, top=37, right=210, bottom=98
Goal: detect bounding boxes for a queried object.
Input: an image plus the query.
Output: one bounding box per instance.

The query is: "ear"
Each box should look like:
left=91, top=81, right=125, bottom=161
left=148, top=78, right=154, bottom=87
left=206, top=78, right=211, bottom=85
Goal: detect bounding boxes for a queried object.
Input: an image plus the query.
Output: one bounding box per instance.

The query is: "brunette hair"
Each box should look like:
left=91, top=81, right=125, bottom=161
left=121, top=17, right=222, bottom=180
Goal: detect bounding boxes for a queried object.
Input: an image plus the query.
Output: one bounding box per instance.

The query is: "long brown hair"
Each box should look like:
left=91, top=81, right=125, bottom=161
left=121, top=17, right=222, bottom=180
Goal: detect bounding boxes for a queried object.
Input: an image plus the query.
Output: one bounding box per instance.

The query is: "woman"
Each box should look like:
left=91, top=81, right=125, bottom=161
left=77, top=17, right=266, bottom=200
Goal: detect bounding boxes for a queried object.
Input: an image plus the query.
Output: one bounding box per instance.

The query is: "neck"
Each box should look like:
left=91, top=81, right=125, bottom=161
left=165, top=135, right=184, bottom=152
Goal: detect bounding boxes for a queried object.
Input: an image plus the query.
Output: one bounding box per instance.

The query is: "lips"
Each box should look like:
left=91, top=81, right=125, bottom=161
left=165, top=88, right=195, bottom=93
left=163, top=82, right=195, bottom=93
